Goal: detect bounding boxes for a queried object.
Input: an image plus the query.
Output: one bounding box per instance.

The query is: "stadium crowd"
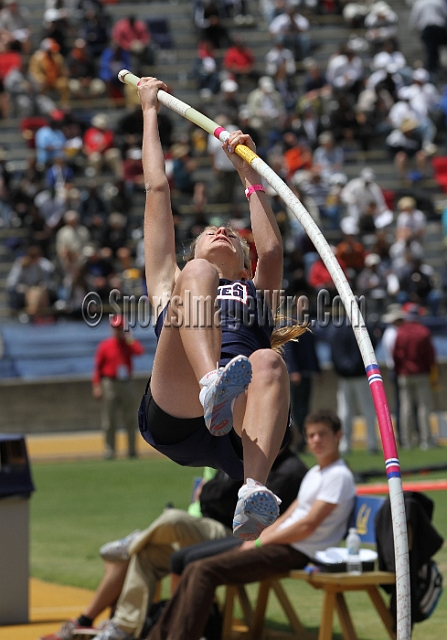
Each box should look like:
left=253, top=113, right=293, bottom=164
left=1, top=0, right=446, bottom=324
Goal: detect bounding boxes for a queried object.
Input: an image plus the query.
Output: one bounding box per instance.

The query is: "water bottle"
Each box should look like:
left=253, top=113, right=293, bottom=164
left=346, top=527, right=362, bottom=575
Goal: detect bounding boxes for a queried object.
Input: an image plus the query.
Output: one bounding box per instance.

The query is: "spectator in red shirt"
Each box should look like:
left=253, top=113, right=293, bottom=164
left=111, top=15, right=155, bottom=69
left=0, top=48, right=21, bottom=117
left=282, top=131, right=312, bottom=181
left=222, top=35, right=258, bottom=85
left=123, top=147, right=144, bottom=193
left=307, top=252, right=348, bottom=299
left=336, top=217, right=366, bottom=277
left=393, top=305, right=438, bottom=450
left=92, top=315, right=145, bottom=459
left=83, top=113, right=123, bottom=178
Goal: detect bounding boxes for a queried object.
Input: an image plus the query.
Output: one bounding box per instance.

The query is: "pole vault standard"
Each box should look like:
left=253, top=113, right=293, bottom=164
left=118, top=69, right=411, bottom=639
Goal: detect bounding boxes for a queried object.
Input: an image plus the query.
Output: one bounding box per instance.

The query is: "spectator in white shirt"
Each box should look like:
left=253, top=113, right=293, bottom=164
left=56, top=209, right=90, bottom=265
left=7, top=245, right=54, bottom=316
left=341, top=167, right=391, bottom=222
left=0, top=0, right=31, bottom=54
left=265, top=34, right=296, bottom=79
left=396, top=196, right=427, bottom=241
left=268, top=4, right=310, bottom=61
left=312, top=131, right=344, bottom=181
left=246, top=75, right=286, bottom=134
left=326, top=43, right=363, bottom=97
left=364, top=1, right=398, bottom=53
left=409, top=0, right=447, bottom=74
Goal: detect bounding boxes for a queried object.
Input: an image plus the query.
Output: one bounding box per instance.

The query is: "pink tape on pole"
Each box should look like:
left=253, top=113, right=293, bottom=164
left=366, top=364, right=399, bottom=463
left=214, top=126, right=226, bottom=139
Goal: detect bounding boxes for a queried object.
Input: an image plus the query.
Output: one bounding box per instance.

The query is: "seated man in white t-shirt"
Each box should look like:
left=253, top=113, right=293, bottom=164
left=146, top=409, right=357, bottom=640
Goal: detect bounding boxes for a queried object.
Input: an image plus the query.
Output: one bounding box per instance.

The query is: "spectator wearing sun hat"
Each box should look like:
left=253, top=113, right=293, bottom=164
left=396, top=196, right=427, bottom=242
left=93, top=314, right=145, bottom=459
left=385, top=116, right=427, bottom=180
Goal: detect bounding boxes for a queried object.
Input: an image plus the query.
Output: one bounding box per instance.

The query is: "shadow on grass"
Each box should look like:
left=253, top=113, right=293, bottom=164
left=264, top=619, right=343, bottom=639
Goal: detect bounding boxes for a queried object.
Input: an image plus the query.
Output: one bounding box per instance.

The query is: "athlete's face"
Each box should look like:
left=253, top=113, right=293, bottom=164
left=194, top=226, right=246, bottom=273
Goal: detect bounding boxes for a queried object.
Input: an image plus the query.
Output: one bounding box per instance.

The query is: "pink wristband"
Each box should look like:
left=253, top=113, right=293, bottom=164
left=245, top=184, right=265, bottom=199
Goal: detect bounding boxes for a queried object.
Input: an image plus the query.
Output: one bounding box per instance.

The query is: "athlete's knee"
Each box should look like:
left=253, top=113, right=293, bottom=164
left=249, top=349, right=287, bottom=383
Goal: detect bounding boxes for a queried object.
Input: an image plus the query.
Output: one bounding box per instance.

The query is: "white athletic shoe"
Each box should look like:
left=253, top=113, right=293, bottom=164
left=88, top=621, right=133, bottom=640
left=199, top=355, right=252, bottom=436
left=99, top=530, right=141, bottom=562
left=233, top=478, right=281, bottom=540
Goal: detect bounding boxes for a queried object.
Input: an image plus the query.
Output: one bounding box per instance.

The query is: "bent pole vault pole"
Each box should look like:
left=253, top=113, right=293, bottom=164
left=118, top=69, right=411, bottom=639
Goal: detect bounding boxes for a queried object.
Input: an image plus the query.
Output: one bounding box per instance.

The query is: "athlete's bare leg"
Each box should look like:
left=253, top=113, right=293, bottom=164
left=233, top=349, right=290, bottom=484
left=150, top=259, right=222, bottom=418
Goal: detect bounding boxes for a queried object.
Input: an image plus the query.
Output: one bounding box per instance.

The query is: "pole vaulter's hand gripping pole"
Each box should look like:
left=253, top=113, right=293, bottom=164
left=118, top=69, right=411, bottom=639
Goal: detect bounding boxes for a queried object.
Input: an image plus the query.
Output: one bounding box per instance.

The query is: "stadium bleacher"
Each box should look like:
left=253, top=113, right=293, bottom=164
left=0, top=0, right=446, bottom=381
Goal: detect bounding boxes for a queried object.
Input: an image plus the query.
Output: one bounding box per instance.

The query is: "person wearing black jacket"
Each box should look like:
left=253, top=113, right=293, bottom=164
left=327, top=316, right=380, bottom=454
left=375, top=491, right=444, bottom=628
left=283, top=330, right=321, bottom=452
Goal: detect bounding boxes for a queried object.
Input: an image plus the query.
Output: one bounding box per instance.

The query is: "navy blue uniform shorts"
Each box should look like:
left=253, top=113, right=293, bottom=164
left=138, top=380, right=290, bottom=481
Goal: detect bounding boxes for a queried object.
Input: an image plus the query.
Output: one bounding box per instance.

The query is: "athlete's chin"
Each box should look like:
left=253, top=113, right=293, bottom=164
left=212, top=238, right=234, bottom=248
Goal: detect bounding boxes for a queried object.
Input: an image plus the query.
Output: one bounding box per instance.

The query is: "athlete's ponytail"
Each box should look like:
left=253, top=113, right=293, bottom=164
left=270, top=317, right=308, bottom=353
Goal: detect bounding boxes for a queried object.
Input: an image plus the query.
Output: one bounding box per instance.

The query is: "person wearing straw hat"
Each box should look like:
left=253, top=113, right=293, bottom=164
left=135, top=76, right=306, bottom=542
left=385, top=116, right=427, bottom=180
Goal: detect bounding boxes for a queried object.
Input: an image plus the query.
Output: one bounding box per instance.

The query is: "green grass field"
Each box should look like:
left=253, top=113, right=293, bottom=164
left=30, top=449, right=447, bottom=639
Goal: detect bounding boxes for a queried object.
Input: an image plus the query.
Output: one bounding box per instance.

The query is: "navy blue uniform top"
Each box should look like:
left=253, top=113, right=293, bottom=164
left=155, top=278, right=274, bottom=363
left=140, top=277, right=289, bottom=480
